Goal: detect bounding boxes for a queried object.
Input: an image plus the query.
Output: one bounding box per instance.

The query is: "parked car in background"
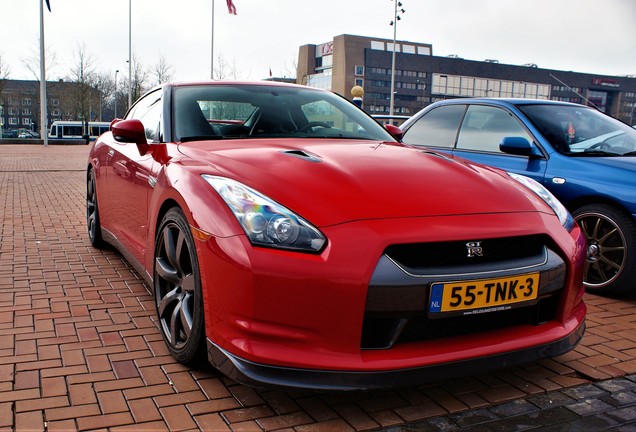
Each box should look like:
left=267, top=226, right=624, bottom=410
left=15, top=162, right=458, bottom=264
left=372, top=114, right=411, bottom=127
left=18, top=129, right=39, bottom=138
left=400, top=99, right=636, bottom=296
left=87, top=82, right=586, bottom=390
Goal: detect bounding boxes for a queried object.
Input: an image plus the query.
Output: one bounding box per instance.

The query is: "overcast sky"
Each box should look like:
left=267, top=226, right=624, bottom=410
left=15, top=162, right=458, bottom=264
left=2, top=0, right=635, bottom=84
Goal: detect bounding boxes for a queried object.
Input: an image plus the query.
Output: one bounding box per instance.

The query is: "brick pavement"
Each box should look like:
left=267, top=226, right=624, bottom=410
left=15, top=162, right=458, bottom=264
left=0, top=144, right=635, bottom=431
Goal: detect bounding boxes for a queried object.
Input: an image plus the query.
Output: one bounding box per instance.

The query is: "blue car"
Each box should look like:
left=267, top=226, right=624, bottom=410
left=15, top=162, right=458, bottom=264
left=400, top=98, right=636, bottom=296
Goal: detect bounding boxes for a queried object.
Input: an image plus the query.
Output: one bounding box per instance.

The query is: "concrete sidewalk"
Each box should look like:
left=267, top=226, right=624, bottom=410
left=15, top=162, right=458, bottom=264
left=1, top=144, right=635, bottom=431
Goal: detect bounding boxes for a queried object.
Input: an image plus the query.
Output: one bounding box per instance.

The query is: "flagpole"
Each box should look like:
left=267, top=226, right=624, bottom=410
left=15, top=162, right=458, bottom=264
left=128, top=0, right=132, bottom=108
left=39, top=0, right=48, bottom=146
left=211, top=0, right=214, bottom=79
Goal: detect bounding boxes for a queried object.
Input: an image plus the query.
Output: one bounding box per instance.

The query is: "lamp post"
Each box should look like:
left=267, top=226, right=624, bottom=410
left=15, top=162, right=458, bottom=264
left=114, top=69, right=119, bottom=119
left=39, top=0, right=48, bottom=146
left=389, top=0, right=405, bottom=116
left=128, top=0, right=132, bottom=109
left=211, top=0, right=215, bottom=79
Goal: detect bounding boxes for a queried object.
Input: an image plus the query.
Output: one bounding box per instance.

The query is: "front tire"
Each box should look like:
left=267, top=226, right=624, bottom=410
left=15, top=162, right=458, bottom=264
left=154, top=208, right=206, bottom=365
left=573, top=204, right=636, bottom=296
left=86, top=169, right=105, bottom=248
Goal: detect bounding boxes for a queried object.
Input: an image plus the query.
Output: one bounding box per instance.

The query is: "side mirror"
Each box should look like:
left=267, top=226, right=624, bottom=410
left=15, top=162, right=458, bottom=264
left=111, top=119, right=146, bottom=144
left=384, top=124, right=403, bottom=141
left=499, top=137, right=540, bottom=158
left=111, top=119, right=149, bottom=155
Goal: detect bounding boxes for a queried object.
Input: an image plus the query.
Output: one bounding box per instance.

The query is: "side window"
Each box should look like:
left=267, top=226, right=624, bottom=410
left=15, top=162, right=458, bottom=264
left=128, top=90, right=162, bottom=142
left=456, top=105, right=532, bottom=153
left=139, top=101, right=162, bottom=142
left=402, top=105, right=466, bottom=148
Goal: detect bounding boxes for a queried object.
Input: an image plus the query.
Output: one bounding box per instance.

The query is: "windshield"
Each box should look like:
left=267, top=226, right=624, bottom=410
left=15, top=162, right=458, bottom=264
left=172, top=84, right=395, bottom=142
left=518, top=104, right=636, bottom=156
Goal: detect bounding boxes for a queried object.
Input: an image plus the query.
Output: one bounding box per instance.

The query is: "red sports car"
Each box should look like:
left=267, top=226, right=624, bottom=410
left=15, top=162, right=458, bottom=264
left=86, top=81, right=586, bottom=390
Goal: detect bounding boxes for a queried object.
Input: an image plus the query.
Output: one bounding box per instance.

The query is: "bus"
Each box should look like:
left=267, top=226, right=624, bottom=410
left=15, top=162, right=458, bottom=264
left=48, top=121, right=110, bottom=141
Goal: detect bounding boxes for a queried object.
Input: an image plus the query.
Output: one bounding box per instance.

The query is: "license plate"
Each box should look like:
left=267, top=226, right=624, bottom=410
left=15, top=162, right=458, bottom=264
left=429, top=273, right=540, bottom=317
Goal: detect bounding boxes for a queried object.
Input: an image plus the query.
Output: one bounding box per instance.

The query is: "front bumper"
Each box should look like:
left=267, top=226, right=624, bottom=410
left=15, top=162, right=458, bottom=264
left=197, top=212, right=586, bottom=389
left=207, top=318, right=585, bottom=391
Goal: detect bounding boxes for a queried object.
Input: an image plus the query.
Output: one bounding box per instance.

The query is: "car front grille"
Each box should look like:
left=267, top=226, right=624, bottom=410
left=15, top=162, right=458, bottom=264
left=361, top=235, right=566, bottom=350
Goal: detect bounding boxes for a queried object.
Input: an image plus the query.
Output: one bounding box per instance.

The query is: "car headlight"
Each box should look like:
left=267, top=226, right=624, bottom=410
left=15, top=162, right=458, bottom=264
left=508, top=172, right=574, bottom=231
left=202, top=175, right=326, bottom=252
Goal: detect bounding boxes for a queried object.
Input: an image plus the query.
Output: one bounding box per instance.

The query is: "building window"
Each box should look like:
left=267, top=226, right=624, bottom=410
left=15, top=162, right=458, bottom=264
left=354, top=65, right=364, bottom=76
left=371, top=41, right=385, bottom=50
left=432, top=73, right=550, bottom=99
left=52, top=109, right=61, bottom=116
left=52, top=99, right=60, bottom=106
left=9, top=118, right=18, bottom=125
left=402, top=45, right=416, bottom=54
left=22, top=98, right=32, bottom=106
left=8, top=108, right=16, bottom=115
left=22, top=118, right=31, bottom=126
left=355, top=78, right=363, bottom=87
left=387, top=43, right=400, bottom=53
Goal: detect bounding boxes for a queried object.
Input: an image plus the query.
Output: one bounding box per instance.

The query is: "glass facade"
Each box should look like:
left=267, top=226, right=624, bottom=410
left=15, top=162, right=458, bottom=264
left=431, top=74, right=551, bottom=99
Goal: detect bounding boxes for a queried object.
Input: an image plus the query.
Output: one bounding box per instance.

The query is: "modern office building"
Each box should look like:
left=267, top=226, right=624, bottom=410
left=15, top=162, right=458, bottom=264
left=298, top=34, right=636, bottom=125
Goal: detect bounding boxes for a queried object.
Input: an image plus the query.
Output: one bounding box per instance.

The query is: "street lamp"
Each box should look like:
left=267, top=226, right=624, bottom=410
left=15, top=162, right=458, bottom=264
left=389, top=0, right=405, bottom=116
left=114, top=69, right=119, bottom=119
left=128, top=0, right=132, bottom=109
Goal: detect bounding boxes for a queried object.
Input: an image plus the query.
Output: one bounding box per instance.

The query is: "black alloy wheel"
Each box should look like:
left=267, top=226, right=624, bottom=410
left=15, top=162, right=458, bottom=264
left=154, top=208, right=206, bottom=364
left=573, top=203, right=636, bottom=296
left=86, top=169, right=105, bottom=248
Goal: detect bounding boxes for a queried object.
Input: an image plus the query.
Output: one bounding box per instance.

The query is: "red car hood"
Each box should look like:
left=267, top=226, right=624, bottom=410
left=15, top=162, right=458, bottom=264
left=178, top=139, right=550, bottom=227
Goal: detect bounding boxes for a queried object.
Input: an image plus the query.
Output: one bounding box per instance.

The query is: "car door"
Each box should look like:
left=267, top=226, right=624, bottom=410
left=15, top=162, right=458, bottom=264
left=451, top=104, right=549, bottom=184
left=106, top=90, right=163, bottom=265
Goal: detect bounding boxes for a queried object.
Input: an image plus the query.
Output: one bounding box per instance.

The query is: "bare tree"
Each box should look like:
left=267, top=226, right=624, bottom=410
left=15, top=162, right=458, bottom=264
left=0, top=54, right=10, bottom=80
left=67, top=43, right=98, bottom=127
left=214, top=54, right=243, bottom=80
left=20, top=44, right=58, bottom=80
left=123, top=53, right=151, bottom=108
left=152, top=54, right=174, bottom=86
left=0, top=54, right=10, bottom=98
left=0, top=54, right=10, bottom=135
left=282, top=56, right=298, bottom=80
left=92, top=71, right=116, bottom=122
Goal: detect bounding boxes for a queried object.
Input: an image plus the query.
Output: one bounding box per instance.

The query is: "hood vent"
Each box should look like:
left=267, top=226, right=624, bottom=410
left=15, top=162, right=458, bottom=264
left=281, top=149, right=322, bottom=163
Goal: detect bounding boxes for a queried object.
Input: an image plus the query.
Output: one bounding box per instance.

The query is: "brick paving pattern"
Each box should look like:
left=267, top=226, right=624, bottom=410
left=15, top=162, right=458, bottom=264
left=0, top=144, right=635, bottom=431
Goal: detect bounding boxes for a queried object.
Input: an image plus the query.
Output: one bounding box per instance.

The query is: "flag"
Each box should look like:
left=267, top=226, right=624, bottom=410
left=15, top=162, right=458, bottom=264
left=45, top=0, right=51, bottom=12
left=226, top=0, right=237, bottom=14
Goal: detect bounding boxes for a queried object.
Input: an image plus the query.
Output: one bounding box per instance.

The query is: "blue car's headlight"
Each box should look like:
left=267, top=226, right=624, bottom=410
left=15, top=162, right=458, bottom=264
left=508, top=173, right=575, bottom=231
left=202, top=175, right=326, bottom=252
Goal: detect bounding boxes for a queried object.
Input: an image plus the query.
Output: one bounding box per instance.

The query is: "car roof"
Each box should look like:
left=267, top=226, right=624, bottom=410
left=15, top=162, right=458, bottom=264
left=168, top=80, right=315, bottom=91
left=431, top=98, right=588, bottom=109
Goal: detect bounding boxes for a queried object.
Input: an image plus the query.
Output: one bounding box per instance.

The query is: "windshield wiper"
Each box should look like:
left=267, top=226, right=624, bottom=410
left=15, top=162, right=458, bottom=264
left=571, top=150, right=618, bottom=157
left=622, top=151, right=636, bottom=156
left=180, top=135, right=223, bottom=142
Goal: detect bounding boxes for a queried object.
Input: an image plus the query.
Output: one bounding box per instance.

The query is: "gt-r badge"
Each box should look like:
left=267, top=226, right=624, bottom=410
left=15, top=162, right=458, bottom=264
left=466, top=241, right=483, bottom=258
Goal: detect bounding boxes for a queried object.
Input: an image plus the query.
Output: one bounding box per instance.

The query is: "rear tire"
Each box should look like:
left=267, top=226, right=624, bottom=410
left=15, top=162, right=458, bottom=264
left=573, top=203, right=636, bottom=296
left=154, top=208, right=206, bottom=365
